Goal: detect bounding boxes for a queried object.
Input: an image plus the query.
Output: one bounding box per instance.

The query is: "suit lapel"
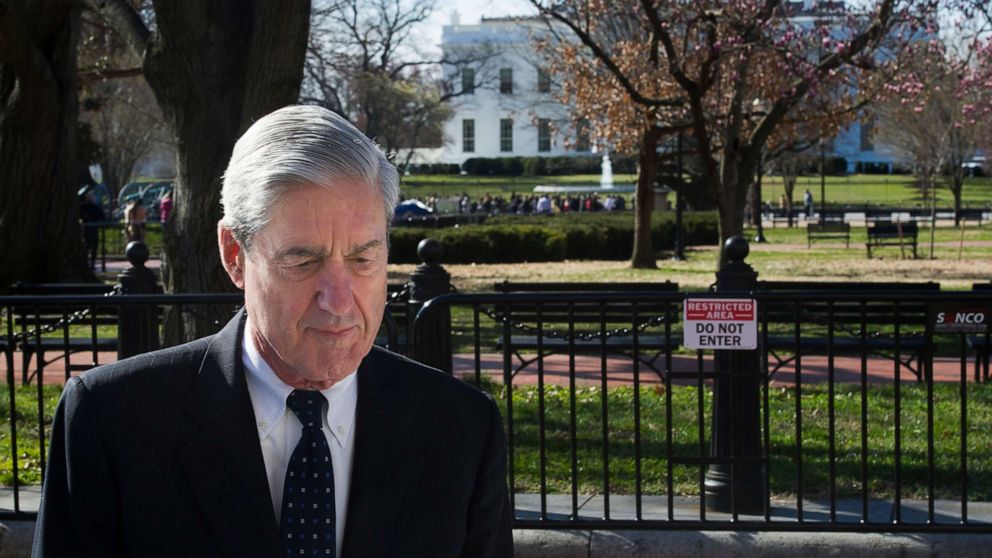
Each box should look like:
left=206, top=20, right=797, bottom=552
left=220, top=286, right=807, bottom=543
left=178, top=311, right=281, bottom=558
left=341, top=349, right=427, bottom=558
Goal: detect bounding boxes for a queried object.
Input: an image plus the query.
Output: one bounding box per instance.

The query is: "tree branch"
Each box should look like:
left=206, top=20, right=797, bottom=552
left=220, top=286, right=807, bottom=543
left=88, top=0, right=150, bottom=60
left=79, top=66, right=144, bottom=82
left=533, top=0, right=683, bottom=108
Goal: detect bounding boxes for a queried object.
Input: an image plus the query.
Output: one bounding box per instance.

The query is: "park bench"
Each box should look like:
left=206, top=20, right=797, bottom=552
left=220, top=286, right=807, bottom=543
left=7, top=281, right=415, bottom=383
left=968, top=282, right=991, bottom=382
left=806, top=222, right=851, bottom=248
left=755, top=280, right=940, bottom=382
left=767, top=208, right=798, bottom=228
left=9, top=282, right=120, bottom=384
left=866, top=221, right=918, bottom=259
left=491, top=281, right=681, bottom=377
left=958, top=208, right=987, bottom=225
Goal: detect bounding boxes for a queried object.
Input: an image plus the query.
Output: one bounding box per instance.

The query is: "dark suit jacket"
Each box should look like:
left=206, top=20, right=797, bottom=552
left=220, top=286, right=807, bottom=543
left=32, top=311, right=512, bottom=557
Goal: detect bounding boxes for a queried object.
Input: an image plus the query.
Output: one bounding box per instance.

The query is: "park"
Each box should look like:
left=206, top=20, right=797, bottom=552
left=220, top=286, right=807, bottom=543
left=1, top=0, right=992, bottom=556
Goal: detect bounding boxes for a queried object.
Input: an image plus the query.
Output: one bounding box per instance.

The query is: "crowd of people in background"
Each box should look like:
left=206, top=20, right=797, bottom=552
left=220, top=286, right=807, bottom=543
left=400, top=192, right=629, bottom=217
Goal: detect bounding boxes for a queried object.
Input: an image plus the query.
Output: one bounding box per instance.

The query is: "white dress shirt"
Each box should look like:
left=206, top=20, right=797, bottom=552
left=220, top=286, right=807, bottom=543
left=242, top=320, right=357, bottom=557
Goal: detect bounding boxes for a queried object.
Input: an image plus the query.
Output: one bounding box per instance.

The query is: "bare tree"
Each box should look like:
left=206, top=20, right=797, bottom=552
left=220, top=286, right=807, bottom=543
left=0, top=0, right=92, bottom=288
left=89, top=0, right=310, bottom=339
left=533, top=0, right=938, bottom=266
left=302, top=0, right=493, bottom=165
left=81, top=78, right=172, bottom=196
left=78, top=11, right=172, bottom=198
left=874, top=42, right=989, bottom=227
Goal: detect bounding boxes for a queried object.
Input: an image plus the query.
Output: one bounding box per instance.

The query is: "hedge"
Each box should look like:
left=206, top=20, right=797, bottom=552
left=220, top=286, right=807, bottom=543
left=388, top=211, right=718, bottom=264
left=462, top=155, right=638, bottom=177
left=402, top=163, right=461, bottom=175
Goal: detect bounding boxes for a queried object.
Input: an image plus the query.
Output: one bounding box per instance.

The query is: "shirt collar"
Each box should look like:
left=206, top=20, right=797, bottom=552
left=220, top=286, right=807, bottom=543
left=242, top=317, right=358, bottom=448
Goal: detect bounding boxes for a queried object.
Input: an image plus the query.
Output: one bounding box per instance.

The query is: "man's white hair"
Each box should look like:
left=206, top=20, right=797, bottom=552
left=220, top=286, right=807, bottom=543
left=221, top=105, right=399, bottom=248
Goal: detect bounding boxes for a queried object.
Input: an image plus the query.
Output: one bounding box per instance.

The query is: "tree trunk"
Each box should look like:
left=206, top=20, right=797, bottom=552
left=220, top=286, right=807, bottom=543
left=716, top=169, right=745, bottom=260
left=0, top=1, right=90, bottom=290
left=630, top=128, right=660, bottom=269
left=138, top=0, right=310, bottom=340
left=784, top=179, right=796, bottom=228
left=951, top=178, right=963, bottom=227
left=715, top=146, right=760, bottom=266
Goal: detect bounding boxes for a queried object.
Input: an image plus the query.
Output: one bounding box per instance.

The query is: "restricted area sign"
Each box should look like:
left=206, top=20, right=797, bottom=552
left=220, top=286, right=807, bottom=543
left=683, top=298, right=758, bottom=350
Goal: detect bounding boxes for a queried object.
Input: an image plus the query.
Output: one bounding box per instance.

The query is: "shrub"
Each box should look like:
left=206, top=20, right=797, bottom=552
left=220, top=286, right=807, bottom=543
left=460, top=154, right=638, bottom=176
left=855, top=161, right=892, bottom=175
left=389, top=211, right=719, bottom=264
left=522, top=157, right=548, bottom=176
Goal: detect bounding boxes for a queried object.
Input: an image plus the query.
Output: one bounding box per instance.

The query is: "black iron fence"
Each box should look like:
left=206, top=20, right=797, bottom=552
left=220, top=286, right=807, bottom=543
left=411, top=287, right=991, bottom=532
left=1, top=238, right=991, bottom=535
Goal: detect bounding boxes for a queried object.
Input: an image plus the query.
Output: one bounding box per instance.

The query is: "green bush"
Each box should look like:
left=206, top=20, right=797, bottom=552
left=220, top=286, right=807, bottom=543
left=522, top=157, right=547, bottom=176
left=403, top=163, right=460, bottom=174
left=388, top=211, right=718, bottom=264
left=462, top=154, right=638, bottom=176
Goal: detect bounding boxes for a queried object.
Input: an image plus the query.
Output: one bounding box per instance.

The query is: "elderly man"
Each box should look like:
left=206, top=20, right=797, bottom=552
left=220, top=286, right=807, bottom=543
left=33, top=106, right=513, bottom=558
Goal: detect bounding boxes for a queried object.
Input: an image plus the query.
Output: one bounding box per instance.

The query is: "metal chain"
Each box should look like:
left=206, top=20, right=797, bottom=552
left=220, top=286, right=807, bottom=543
left=9, top=284, right=123, bottom=343
left=386, top=282, right=413, bottom=305
left=787, top=304, right=926, bottom=340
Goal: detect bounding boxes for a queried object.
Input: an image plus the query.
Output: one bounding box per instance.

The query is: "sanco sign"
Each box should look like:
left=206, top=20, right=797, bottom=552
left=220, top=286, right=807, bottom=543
left=683, top=298, right=758, bottom=350
left=930, top=302, right=990, bottom=334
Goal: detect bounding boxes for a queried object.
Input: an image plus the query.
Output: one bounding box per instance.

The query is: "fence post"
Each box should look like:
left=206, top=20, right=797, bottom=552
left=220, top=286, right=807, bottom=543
left=117, top=241, right=162, bottom=359
left=704, top=235, right=766, bottom=514
left=409, top=238, right=453, bottom=373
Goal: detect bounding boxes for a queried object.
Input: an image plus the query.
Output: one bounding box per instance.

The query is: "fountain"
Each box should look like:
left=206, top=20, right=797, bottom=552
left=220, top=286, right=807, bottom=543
left=533, top=147, right=633, bottom=195
left=600, top=150, right=614, bottom=189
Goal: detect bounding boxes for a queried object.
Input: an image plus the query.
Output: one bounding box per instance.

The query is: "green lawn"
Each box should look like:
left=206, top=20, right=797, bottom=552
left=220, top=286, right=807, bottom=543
left=401, top=173, right=992, bottom=208
left=758, top=175, right=992, bottom=207
left=5, top=380, right=988, bottom=502
left=0, top=383, right=61, bottom=485
left=400, top=173, right=639, bottom=200
left=488, top=381, right=992, bottom=500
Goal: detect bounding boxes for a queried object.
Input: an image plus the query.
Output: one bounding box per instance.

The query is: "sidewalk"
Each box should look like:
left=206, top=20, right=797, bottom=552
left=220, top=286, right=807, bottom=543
left=452, top=353, right=976, bottom=387
left=4, top=483, right=989, bottom=524
left=10, top=351, right=981, bottom=387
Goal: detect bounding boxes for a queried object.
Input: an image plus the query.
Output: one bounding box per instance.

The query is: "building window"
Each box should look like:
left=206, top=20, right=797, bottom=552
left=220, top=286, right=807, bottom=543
left=575, top=118, right=590, bottom=152
left=500, top=119, right=513, bottom=152
left=461, top=68, right=475, bottom=94
left=537, top=119, right=552, bottom=152
left=462, top=119, right=475, bottom=152
left=860, top=119, right=874, bottom=152
left=537, top=68, right=551, bottom=93
left=499, top=68, right=513, bottom=94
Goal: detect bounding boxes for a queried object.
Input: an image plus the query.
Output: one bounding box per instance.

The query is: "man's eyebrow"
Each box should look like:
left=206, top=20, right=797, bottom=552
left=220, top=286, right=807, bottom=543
left=348, top=239, right=383, bottom=256
left=273, top=246, right=325, bottom=261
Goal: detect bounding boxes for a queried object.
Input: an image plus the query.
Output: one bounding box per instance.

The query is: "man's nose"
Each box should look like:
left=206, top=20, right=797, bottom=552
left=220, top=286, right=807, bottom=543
left=314, top=262, right=355, bottom=315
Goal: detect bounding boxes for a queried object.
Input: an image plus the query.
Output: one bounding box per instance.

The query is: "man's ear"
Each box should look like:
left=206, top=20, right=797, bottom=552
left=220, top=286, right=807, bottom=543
left=218, top=222, right=246, bottom=289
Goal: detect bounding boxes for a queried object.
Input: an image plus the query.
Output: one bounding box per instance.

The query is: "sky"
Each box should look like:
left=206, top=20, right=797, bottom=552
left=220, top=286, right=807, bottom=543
left=421, top=0, right=537, bottom=54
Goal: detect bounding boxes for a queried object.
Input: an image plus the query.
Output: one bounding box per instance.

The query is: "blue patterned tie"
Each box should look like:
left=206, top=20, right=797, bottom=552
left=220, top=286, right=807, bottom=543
left=280, top=389, right=336, bottom=557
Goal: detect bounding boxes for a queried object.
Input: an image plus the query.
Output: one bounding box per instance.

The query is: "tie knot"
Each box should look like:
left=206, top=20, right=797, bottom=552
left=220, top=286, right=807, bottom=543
left=286, top=389, right=326, bottom=430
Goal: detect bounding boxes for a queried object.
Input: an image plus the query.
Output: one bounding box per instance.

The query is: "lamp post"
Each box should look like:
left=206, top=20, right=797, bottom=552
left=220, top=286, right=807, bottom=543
left=752, top=147, right=767, bottom=243
left=819, top=138, right=827, bottom=224
left=750, top=98, right=768, bottom=242
left=673, top=131, right=686, bottom=260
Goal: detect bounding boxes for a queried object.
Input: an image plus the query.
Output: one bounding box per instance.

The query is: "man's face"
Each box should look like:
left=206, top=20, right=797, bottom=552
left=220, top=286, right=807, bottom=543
left=220, top=181, right=388, bottom=389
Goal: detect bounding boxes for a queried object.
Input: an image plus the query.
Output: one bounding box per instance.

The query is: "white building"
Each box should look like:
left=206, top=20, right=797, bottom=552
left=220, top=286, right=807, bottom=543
left=439, top=17, right=592, bottom=164
left=439, top=10, right=896, bottom=173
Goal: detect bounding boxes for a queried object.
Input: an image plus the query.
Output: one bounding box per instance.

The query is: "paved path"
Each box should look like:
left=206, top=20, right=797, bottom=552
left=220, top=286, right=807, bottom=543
left=4, top=484, right=989, bottom=525
left=452, top=352, right=980, bottom=387
left=8, top=350, right=984, bottom=387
